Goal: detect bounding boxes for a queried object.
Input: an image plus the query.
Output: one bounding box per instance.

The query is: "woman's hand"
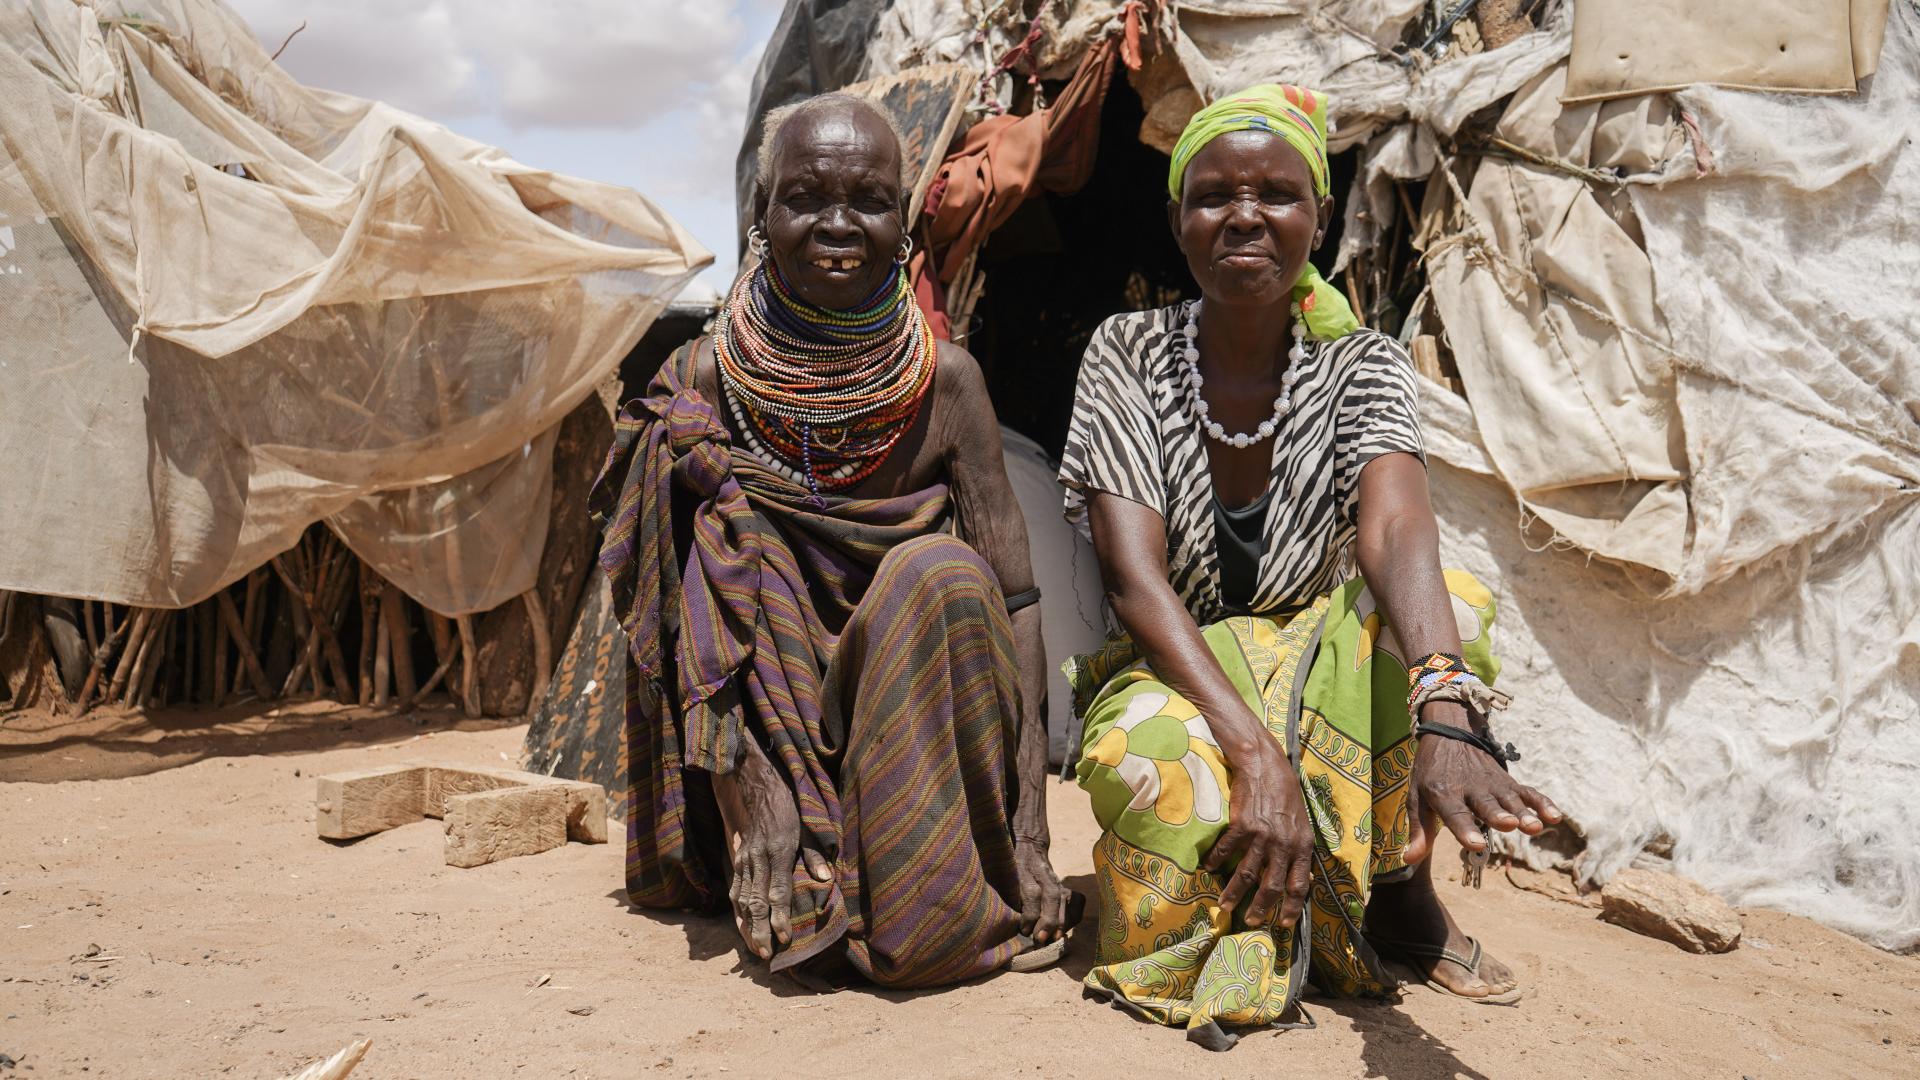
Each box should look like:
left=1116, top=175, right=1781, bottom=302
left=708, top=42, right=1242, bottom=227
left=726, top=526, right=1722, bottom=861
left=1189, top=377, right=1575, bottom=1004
left=711, top=741, right=832, bottom=960
left=1203, top=736, right=1316, bottom=930
left=1404, top=701, right=1562, bottom=864
left=1013, top=834, right=1071, bottom=944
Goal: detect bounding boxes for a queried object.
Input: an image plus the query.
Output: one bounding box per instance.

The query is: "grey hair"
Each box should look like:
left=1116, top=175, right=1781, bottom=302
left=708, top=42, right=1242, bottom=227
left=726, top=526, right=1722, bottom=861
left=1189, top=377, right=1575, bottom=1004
left=755, top=93, right=911, bottom=194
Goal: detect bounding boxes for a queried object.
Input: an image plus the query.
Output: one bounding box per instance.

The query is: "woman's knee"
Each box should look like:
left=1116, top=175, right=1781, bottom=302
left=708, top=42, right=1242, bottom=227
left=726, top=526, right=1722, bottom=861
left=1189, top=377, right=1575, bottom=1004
left=875, top=534, right=998, bottom=596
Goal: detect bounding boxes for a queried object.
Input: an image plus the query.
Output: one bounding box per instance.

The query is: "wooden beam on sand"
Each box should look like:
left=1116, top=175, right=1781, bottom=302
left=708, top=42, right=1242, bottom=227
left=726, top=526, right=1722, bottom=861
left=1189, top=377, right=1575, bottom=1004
left=313, top=764, right=605, bottom=869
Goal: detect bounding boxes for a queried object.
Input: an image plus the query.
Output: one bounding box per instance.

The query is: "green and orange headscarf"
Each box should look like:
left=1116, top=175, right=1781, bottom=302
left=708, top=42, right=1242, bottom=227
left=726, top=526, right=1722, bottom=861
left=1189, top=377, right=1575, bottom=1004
left=1168, top=84, right=1358, bottom=339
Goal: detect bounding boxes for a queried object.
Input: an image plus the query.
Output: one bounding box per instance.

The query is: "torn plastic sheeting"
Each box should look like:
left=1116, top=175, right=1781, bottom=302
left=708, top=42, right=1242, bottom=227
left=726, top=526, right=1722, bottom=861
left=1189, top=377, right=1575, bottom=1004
left=0, top=0, right=710, bottom=614
left=1168, top=0, right=1422, bottom=151
left=1403, top=0, right=1572, bottom=136
left=1423, top=396, right=1920, bottom=952
left=1629, top=0, right=1920, bottom=593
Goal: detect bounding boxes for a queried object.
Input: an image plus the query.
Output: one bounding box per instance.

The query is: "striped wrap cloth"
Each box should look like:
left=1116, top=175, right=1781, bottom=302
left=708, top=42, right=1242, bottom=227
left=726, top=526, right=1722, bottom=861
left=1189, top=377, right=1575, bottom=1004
left=590, top=342, right=1030, bottom=987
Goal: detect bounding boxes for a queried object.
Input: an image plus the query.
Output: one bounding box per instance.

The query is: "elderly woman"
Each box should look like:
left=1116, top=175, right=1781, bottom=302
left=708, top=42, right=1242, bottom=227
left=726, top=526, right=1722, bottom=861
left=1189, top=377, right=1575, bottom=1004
left=593, top=93, right=1072, bottom=989
left=1059, top=85, right=1561, bottom=1048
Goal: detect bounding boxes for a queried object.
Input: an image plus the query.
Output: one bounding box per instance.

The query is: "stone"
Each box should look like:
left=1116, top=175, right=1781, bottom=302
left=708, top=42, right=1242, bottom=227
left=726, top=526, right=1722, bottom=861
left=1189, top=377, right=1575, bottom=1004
left=1600, top=867, right=1742, bottom=953
left=424, top=765, right=606, bottom=844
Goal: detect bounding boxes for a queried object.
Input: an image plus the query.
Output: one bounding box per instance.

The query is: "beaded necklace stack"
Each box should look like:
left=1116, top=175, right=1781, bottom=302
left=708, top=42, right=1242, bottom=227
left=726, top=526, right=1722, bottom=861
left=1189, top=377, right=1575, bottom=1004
left=715, top=259, right=935, bottom=501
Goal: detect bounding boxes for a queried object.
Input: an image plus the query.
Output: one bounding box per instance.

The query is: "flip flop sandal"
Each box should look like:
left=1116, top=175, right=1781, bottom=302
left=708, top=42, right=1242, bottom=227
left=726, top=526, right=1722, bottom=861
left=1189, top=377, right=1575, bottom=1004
left=1367, top=935, right=1525, bottom=1006
left=1007, top=934, right=1069, bottom=973
left=1007, top=890, right=1087, bottom=973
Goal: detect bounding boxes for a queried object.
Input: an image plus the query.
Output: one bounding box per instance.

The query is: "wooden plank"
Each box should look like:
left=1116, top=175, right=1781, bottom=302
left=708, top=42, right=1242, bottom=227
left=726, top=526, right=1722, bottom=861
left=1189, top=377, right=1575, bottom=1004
left=385, top=585, right=418, bottom=702
left=442, top=785, right=568, bottom=868
left=217, top=591, right=271, bottom=701
left=1410, top=334, right=1446, bottom=383
left=424, top=766, right=607, bottom=844
left=455, top=615, right=481, bottom=719
left=314, top=765, right=427, bottom=840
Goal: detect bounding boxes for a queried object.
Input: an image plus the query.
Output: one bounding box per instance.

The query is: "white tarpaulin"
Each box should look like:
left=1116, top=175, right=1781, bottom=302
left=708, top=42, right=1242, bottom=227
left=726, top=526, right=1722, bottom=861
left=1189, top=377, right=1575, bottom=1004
left=1424, top=63, right=1692, bottom=574
left=1422, top=2, right=1920, bottom=949
left=0, top=0, right=710, bottom=614
left=1001, top=427, right=1108, bottom=766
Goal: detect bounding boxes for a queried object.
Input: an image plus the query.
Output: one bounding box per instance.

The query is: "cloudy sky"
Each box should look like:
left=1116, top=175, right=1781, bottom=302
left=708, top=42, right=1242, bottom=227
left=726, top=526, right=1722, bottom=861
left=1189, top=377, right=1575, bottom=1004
left=228, top=0, right=788, bottom=295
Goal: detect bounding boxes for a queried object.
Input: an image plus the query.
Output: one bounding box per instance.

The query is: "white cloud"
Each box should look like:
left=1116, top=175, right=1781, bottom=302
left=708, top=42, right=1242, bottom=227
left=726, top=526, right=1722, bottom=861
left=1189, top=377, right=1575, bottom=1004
left=477, top=1, right=746, bottom=130
left=224, top=0, right=783, bottom=294
left=229, top=0, right=765, bottom=131
left=230, top=1, right=480, bottom=119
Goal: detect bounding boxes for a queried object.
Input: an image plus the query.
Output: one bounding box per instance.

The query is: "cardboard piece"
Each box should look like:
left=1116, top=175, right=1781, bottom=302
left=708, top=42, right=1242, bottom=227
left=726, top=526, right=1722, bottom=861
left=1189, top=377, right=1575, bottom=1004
left=1565, top=0, right=1867, bottom=103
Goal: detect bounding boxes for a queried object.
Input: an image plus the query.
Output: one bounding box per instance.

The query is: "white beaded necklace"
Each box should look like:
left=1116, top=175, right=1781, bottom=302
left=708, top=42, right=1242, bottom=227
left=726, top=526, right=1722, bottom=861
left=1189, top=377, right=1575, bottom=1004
left=725, top=385, right=858, bottom=487
left=1179, top=299, right=1313, bottom=448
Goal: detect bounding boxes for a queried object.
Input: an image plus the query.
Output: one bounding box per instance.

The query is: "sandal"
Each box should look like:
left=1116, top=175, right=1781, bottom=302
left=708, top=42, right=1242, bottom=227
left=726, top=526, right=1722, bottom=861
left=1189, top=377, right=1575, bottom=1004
left=1007, top=890, right=1087, bottom=973
left=1367, top=934, right=1525, bottom=1006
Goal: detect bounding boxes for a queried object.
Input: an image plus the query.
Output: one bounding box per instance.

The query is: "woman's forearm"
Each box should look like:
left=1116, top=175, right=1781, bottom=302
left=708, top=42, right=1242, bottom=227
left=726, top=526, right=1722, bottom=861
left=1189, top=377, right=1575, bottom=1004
left=1009, top=604, right=1052, bottom=841
left=1357, top=510, right=1460, bottom=660
left=1087, top=493, right=1283, bottom=771
left=1354, top=455, right=1479, bottom=731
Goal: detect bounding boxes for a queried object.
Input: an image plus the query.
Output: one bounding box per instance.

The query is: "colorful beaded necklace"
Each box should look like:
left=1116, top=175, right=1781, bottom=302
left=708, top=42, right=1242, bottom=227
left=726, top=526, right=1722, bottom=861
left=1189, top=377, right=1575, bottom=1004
left=715, top=258, right=935, bottom=500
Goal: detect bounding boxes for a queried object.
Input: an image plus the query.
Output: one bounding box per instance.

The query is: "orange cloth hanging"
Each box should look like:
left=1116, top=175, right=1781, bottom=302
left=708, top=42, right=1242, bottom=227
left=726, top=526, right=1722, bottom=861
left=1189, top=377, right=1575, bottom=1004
left=923, top=34, right=1121, bottom=284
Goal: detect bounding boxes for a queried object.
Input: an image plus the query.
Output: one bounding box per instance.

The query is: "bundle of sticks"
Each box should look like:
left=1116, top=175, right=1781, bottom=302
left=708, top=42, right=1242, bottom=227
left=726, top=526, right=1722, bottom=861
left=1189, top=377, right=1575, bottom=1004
left=2, top=524, right=542, bottom=718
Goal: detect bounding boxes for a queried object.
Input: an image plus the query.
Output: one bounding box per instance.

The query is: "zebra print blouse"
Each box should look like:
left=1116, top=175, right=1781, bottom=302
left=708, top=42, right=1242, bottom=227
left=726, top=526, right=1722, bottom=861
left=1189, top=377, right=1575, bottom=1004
left=1058, top=303, right=1426, bottom=625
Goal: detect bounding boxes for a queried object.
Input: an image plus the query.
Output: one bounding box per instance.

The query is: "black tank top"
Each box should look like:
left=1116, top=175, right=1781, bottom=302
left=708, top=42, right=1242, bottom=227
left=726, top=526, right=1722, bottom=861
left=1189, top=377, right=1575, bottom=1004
left=1212, top=487, right=1274, bottom=613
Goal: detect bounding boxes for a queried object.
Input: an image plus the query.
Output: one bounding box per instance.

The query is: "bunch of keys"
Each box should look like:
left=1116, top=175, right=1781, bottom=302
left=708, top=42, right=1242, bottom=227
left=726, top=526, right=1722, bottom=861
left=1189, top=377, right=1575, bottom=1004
left=1460, top=825, right=1490, bottom=888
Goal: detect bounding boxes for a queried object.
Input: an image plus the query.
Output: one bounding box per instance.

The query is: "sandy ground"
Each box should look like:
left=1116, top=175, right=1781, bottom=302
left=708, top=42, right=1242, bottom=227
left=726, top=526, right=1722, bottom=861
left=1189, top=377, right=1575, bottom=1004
left=3, top=713, right=1917, bottom=1080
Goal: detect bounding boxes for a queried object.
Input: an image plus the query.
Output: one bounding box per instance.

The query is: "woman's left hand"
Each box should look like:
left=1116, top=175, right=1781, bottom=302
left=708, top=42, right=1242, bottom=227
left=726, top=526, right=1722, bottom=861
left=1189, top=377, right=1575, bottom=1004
left=1404, top=702, right=1563, bottom=865
left=1013, top=835, right=1071, bottom=944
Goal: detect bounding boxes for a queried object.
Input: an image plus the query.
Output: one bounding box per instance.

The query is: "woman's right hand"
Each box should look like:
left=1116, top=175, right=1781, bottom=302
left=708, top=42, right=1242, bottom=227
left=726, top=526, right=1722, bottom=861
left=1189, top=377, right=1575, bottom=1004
left=711, top=741, right=832, bottom=960
left=1203, top=735, right=1315, bottom=931
left=1086, top=494, right=1317, bottom=931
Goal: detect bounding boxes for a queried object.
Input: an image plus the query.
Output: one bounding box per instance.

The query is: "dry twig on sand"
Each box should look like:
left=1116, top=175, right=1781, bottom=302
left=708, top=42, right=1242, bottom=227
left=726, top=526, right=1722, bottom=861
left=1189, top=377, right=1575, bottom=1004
left=279, top=1037, right=370, bottom=1080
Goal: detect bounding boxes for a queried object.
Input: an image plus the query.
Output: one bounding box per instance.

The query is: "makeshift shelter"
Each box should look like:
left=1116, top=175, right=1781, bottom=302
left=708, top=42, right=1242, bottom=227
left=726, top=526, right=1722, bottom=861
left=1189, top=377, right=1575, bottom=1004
left=712, top=0, right=1918, bottom=951
left=0, top=0, right=709, bottom=717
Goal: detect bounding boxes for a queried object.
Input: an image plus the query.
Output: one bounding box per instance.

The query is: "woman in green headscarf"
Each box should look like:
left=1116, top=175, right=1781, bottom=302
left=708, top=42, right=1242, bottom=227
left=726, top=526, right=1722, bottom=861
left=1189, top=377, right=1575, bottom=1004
left=1057, top=85, right=1562, bottom=1049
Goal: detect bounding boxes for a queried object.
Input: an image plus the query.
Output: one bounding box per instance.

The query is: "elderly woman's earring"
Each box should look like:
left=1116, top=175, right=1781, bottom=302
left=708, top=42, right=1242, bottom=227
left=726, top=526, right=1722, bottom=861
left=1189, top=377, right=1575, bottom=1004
left=894, top=235, right=914, bottom=266
left=748, top=225, right=770, bottom=258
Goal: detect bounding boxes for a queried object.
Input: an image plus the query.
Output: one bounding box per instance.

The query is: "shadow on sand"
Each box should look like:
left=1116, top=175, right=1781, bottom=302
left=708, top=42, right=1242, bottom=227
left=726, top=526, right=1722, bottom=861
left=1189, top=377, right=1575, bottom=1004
left=604, top=867, right=1104, bottom=1004
left=0, top=699, right=520, bottom=783
left=1310, top=992, right=1496, bottom=1079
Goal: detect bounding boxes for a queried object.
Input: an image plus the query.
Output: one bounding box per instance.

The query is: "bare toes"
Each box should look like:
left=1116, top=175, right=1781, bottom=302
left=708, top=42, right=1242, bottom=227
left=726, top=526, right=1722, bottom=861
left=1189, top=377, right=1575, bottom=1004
left=1429, top=958, right=1494, bottom=997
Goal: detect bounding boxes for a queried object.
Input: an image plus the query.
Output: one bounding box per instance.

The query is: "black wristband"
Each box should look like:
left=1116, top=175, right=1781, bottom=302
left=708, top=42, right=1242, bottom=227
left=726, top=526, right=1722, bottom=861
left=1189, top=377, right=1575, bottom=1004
left=1003, top=586, right=1042, bottom=614
left=1413, top=720, right=1520, bottom=771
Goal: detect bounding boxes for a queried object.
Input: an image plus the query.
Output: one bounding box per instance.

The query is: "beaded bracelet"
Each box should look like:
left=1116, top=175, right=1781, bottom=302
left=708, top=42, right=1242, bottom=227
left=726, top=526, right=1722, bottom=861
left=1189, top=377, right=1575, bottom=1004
left=1405, top=652, right=1475, bottom=715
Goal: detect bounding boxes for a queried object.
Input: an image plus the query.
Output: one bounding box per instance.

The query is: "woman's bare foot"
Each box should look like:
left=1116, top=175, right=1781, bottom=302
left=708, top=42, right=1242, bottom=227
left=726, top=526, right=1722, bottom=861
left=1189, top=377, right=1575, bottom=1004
left=1364, top=861, right=1518, bottom=1000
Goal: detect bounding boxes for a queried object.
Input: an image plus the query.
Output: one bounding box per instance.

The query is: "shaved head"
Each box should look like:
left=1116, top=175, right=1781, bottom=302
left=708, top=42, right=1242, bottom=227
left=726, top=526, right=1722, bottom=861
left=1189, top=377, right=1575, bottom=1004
left=755, top=93, right=910, bottom=193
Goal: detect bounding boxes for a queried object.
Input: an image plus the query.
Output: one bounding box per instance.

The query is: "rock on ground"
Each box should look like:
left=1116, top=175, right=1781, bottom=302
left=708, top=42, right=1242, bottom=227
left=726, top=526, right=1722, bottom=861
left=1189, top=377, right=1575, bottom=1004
left=1600, top=867, right=1743, bottom=953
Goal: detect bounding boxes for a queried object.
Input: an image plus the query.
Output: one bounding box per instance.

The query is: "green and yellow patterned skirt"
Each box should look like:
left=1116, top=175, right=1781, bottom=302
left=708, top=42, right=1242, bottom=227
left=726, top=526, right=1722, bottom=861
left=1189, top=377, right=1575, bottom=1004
left=1067, top=571, right=1498, bottom=1048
